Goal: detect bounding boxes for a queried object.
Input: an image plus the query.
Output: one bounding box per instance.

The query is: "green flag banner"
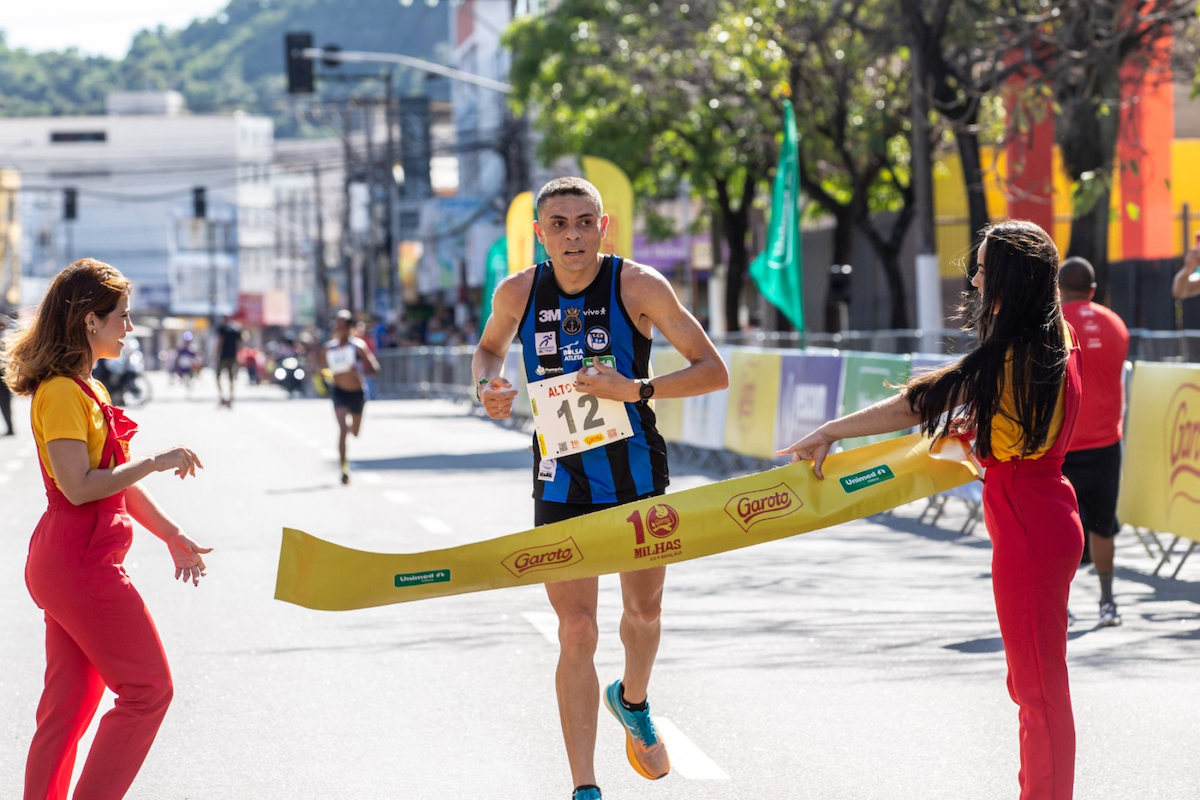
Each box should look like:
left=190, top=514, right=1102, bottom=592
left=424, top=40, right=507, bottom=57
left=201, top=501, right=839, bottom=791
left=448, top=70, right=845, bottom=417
left=750, top=99, right=804, bottom=331
left=275, top=434, right=979, bottom=611
left=480, top=236, right=508, bottom=337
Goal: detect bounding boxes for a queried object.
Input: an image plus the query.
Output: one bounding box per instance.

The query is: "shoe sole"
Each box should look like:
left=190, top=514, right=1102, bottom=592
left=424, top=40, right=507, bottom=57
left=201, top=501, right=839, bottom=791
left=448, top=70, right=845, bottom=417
left=602, top=690, right=669, bottom=781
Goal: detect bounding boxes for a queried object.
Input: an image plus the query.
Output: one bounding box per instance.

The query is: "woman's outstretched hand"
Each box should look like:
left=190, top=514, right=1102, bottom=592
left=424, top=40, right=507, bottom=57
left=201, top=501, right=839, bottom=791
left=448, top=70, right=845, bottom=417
left=152, top=446, right=204, bottom=480
left=168, top=533, right=213, bottom=586
left=776, top=429, right=837, bottom=480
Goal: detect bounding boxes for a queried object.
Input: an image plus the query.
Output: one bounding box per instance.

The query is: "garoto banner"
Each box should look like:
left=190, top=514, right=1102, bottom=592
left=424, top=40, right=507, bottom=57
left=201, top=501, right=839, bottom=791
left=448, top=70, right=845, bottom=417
left=275, top=433, right=980, bottom=611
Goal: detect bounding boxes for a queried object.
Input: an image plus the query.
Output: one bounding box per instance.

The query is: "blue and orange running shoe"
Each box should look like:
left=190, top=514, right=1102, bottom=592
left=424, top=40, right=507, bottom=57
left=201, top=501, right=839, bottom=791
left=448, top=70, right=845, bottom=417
left=602, top=680, right=670, bottom=780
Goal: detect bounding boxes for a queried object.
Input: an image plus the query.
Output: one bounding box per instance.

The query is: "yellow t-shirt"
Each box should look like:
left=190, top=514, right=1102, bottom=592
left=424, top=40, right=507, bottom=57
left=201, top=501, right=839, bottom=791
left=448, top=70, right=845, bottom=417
left=32, top=376, right=112, bottom=486
left=988, top=322, right=1072, bottom=461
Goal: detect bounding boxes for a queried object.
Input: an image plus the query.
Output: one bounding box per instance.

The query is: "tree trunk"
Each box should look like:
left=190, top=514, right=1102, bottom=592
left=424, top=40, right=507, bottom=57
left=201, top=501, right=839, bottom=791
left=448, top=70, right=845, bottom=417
left=1065, top=183, right=1114, bottom=304
left=956, top=126, right=990, bottom=242
left=716, top=177, right=756, bottom=332
left=879, top=248, right=910, bottom=329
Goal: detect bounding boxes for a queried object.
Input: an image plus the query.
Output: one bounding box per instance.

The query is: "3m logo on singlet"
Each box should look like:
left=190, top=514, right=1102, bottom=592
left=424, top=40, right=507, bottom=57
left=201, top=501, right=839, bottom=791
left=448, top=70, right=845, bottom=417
left=502, top=537, right=584, bottom=578
left=538, top=309, right=562, bottom=323
left=725, top=483, right=802, bottom=532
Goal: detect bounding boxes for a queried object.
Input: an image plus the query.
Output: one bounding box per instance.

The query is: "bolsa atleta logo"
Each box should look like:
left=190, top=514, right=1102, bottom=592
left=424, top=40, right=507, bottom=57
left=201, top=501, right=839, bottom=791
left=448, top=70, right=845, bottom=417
left=502, top=537, right=584, bottom=578
left=725, top=483, right=803, bottom=533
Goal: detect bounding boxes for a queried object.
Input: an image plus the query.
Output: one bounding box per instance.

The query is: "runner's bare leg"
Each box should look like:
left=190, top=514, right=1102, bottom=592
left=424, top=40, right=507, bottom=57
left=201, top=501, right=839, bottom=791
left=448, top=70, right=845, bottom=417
left=545, top=577, right=600, bottom=788
left=618, top=566, right=666, bottom=703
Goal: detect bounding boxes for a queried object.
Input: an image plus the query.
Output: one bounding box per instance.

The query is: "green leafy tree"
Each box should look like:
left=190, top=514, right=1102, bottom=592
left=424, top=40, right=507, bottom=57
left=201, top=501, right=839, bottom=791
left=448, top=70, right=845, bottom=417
left=505, top=0, right=783, bottom=328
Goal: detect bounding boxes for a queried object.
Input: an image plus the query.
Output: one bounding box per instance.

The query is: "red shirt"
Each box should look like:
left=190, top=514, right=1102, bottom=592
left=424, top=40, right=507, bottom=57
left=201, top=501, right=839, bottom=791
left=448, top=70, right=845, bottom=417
left=1062, top=299, right=1129, bottom=451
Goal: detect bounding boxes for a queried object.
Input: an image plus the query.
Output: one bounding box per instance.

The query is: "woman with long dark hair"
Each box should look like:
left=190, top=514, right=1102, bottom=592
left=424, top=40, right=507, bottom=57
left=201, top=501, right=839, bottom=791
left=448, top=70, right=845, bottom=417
left=780, top=220, right=1083, bottom=800
left=2, top=258, right=211, bottom=800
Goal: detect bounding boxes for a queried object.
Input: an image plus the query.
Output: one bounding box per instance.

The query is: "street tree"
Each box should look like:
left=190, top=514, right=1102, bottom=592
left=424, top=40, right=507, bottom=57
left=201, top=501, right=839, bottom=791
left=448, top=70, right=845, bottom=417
left=770, top=0, right=917, bottom=328
left=504, top=0, right=783, bottom=329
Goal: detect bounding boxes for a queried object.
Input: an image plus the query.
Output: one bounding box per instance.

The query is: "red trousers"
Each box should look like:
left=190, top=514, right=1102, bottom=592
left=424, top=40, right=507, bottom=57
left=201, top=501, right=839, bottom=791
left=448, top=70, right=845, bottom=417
left=24, top=492, right=173, bottom=800
left=983, top=458, right=1084, bottom=800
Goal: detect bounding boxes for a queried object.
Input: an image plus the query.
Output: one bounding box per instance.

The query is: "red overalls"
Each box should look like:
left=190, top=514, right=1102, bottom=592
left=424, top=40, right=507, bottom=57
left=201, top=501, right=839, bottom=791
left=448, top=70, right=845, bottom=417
left=980, top=343, right=1084, bottom=800
left=24, top=378, right=173, bottom=800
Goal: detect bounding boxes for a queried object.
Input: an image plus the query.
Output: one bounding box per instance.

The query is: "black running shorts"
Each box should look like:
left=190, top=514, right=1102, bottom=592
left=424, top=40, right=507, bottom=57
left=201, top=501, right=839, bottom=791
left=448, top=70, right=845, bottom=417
left=535, top=490, right=665, bottom=527
left=331, top=386, right=366, bottom=416
left=1062, top=440, right=1122, bottom=537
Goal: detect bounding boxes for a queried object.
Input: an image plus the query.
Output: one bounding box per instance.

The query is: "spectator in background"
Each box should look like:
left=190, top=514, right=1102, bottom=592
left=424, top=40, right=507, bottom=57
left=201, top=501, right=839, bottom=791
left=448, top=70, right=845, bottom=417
left=214, top=315, right=242, bottom=409
left=1174, top=233, right=1200, bottom=300
left=1060, top=257, right=1130, bottom=627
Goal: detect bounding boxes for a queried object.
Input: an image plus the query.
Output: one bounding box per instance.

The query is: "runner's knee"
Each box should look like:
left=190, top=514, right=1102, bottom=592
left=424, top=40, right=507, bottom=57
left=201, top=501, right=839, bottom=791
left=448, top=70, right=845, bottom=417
left=622, top=598, right=662, bottom=628
left=556, top=611, right=599, bottom=654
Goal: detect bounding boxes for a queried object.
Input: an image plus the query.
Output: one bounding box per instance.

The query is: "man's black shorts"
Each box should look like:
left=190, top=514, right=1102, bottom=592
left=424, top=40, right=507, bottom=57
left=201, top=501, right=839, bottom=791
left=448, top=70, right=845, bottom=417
left=535, top=491, right=665, bottom=527
left=1062, top=440, right=1122, bottom=537
left=331, top=386, right=366, bottom=416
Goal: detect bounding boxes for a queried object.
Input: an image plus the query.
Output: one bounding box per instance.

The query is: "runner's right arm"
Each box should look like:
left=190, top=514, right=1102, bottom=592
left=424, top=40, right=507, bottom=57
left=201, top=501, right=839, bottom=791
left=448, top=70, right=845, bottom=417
left=472, top=270, right=530, bottom=419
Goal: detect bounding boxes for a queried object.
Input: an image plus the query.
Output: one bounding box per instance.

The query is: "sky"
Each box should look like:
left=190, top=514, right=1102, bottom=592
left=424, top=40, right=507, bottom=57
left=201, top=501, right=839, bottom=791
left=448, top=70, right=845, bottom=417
left=3, top=0, right=230, bottom=59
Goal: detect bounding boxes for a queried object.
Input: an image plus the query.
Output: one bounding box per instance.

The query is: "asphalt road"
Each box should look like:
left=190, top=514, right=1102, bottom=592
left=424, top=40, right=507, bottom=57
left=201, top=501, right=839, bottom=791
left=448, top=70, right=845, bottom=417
left=1, top=372, right=1197, bottom=799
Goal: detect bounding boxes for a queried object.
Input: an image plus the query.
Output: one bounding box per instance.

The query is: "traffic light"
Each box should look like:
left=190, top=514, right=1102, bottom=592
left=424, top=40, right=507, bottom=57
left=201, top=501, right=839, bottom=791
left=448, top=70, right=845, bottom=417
left=63, top=188, right=77, bottom=221
left=285, top=32, right=315, bottom=94
left=192, top=187, right=207, bottom=219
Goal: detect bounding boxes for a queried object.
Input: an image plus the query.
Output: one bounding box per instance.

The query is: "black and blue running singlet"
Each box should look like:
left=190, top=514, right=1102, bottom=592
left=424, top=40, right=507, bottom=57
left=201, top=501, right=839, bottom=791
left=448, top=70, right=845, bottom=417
left=518, top=255, right=668, bottom=503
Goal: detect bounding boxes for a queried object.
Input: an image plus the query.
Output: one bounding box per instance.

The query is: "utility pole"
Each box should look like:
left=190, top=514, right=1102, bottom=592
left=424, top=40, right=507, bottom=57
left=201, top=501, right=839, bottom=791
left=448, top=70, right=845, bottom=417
left=910, top=40, right=941, bottom=353
left=312, top=164, right=329, bottom=326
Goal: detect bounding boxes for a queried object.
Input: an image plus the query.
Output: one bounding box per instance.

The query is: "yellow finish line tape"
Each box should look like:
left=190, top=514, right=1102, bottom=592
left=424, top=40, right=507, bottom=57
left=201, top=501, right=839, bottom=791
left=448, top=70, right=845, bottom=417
left=275, top=433, right=980, bottom=611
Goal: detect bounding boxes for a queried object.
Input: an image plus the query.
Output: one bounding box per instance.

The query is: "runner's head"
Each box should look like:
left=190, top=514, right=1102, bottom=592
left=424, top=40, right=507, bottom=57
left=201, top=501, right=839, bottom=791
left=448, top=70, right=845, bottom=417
left=2, top=258, right=131, bottom=395
left=971, top=220, right=1061, bottom=343
left=534, top=178, right=609, bottom=270
left=333, top=309, right=353, bottom=341
left=1058, top=256, right=1096, bottom=302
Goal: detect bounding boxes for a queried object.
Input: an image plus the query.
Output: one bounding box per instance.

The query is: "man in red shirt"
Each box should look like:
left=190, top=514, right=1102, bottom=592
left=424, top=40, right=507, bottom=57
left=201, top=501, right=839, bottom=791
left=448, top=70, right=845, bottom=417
left=1060, top=257, right=1130, bottom=627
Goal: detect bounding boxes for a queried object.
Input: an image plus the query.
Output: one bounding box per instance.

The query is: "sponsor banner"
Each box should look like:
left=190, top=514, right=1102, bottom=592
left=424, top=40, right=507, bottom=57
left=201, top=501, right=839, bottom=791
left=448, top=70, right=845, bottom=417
left=682, top=345, right=735, bottom=450
left=1117, top=362, right=1200, bottom=543
left=840, top=352, right=911, bottom=450
left=723, top=348, right=784, bottom=459
left=650, top=347, right=689, bottom=443
left=774, top=352, right=843, bottom=461
left=275, top=433, right=979, bottom=610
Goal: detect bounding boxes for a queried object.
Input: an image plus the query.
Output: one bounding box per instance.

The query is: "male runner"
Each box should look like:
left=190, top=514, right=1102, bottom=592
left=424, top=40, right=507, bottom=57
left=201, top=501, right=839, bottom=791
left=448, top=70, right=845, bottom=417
left=214, top=315, right=242, bottom=408
left=1059, top=257, right=1130, bottom=626
left=319, top=310, right=380, bottom=485
left=473, top=177, right=728, bottom=800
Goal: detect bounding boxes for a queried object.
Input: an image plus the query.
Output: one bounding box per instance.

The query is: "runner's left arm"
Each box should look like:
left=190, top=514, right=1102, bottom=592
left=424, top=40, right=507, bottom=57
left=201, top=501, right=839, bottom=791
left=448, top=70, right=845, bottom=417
left=575, top=264, right=728, bottom=402
left=125, top=483, right=213, bottom=585
left=358, top=341, right=381, bottom=376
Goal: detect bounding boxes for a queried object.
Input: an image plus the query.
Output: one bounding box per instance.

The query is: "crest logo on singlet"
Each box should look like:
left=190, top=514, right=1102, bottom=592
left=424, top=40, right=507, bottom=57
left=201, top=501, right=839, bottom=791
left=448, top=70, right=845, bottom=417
left=586, top=327, right=610, bottom=352
left=562, top=307, right=583, bottom=335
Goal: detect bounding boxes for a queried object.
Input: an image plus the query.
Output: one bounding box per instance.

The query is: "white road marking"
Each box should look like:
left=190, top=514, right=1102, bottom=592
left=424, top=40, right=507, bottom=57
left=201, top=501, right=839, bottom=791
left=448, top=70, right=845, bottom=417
left=654, top=717, right=730, bottom=780
left=4, top=459, right=23, bottom=471
left=416, top=517, right=452, bottom=535
left=357, top=471, right=383, bottom=485
left=382, top=489, right=410, bottom=504
left=522, top=611, right=559, bottom=645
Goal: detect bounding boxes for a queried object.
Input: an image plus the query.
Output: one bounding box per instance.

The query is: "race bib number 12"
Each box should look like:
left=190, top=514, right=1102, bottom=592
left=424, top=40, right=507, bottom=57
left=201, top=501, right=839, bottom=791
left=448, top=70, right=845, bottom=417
left=528, top=366, right=633, bottom=459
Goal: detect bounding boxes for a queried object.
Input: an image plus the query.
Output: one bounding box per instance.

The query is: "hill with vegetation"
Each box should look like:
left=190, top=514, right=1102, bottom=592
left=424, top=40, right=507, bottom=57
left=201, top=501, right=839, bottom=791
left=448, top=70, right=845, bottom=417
left=0, top=0, right=452, bottom=135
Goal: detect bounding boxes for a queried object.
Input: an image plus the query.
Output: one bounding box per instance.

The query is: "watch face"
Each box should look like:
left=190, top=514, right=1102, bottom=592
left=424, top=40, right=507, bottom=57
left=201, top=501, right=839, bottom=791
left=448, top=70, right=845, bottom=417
left=640, top=380, right=654, bottom=400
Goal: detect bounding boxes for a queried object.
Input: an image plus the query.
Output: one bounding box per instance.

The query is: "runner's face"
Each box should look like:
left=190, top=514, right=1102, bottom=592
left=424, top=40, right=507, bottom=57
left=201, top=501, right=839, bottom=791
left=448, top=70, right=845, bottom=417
left=534, top=194, right=609, bottom=272
left=89, top=294, right=132, bottom=362
left=334, top=319, right=350, bottom=340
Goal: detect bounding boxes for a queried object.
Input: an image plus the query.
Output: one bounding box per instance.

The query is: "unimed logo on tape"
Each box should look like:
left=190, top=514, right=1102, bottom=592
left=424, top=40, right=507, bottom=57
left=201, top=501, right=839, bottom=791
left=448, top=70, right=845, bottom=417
left=502, top=537, right=584, bottom=578
left=725, top=483, right=802, bottom=532
left=839, top=464, right=896, bottom=493
left=394, top=570, right=451, bottom=588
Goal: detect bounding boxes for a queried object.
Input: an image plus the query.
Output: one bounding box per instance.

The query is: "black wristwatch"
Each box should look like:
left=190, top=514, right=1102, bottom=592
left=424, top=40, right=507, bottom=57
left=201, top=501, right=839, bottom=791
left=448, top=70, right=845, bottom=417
left=637, top=378, right=655, bottom=404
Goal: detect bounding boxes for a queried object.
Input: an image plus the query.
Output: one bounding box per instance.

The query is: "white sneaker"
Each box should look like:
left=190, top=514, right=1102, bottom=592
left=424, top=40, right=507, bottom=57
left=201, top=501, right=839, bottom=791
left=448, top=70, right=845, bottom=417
left=1098, top=602, right=1122, bottom=627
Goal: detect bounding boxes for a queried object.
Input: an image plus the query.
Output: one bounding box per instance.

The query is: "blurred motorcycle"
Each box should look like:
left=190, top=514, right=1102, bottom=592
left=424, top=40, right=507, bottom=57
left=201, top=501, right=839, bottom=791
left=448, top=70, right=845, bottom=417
left=274, top=355, right=306, bottom=398
left=95, top=339, right=152, bottom=408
